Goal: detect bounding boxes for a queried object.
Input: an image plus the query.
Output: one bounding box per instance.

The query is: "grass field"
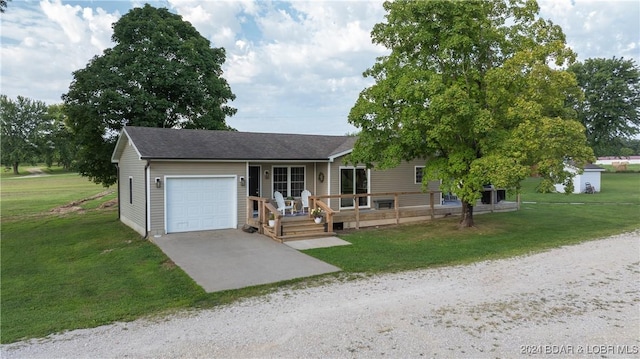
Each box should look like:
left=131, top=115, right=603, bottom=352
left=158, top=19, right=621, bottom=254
left=1, top=169, right=638, bottom=343
left=514, top=172, right=640, bottom=203
left=1, top=167, right=117, bottom=219
left=598, top=163, right=640, bottom=172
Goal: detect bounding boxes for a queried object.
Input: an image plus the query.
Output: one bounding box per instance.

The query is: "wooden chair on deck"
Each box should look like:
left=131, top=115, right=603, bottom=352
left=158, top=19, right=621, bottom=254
left=300, top=190, right=311, bottom=214
left=274, top=191, right=293, bottom=215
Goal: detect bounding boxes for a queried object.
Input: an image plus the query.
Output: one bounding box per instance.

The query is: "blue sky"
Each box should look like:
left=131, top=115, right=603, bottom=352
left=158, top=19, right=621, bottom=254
left=1, top=0, right=639, bottom=135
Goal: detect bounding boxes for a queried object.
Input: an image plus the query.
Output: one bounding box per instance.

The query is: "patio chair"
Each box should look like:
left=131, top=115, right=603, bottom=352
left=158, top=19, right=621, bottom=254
left=300, top=190, right=311, bottom=213
left=585, top=182, right=595, bottom=194
left=274, top=191, right=293, bottom=215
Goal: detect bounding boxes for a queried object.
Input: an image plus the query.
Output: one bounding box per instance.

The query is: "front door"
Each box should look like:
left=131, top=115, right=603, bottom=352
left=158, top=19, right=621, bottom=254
left=249, top=166, right=261, bottom=211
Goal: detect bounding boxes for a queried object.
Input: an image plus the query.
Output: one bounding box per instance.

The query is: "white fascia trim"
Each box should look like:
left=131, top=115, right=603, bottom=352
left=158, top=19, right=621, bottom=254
left=328, top=149, right=353, bottom=162
left=327, top=162, right=331, bottom=208
left=112, top=127, right=143, bottom=162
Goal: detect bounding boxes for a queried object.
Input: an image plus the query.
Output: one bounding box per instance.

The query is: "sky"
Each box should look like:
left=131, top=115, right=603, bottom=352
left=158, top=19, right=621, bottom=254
left=1, top=0, right=639, bottom=135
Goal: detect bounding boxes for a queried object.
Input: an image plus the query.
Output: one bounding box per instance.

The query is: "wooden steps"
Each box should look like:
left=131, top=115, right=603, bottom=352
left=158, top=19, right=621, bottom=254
left=263, top=216, right=335, bottom=242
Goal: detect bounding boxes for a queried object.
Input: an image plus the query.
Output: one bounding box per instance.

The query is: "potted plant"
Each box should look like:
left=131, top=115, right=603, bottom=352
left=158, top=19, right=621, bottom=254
left=310, top=207, right=323, bottom=224
left=268, top=213, right=276, bottom=227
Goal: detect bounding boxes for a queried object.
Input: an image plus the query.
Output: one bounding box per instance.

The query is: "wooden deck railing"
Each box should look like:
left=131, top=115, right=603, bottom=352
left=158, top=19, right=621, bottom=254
left=310, top=188, right=515, bottom=230
left=247, top=196, right=283, bottom=236
left=310, top=192, right=440, bottom=230
left=308, top=198, right=335, bottom=233
left=248, top=188, right=518, bottom=233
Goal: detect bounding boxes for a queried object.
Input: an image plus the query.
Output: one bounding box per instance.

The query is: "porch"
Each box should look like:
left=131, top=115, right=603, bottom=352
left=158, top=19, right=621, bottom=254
left=246, top=189, right=520, bottom=242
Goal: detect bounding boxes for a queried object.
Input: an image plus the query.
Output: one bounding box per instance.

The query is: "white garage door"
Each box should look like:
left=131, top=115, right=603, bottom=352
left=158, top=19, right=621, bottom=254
left=166, top=177, right=236, bottom=233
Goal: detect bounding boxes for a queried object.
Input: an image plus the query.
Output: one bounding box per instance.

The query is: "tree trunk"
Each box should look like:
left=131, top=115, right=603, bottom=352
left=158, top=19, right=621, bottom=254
left=459, top=200, right=474, bottom=228
left=12, top=162, right=19, bottom=175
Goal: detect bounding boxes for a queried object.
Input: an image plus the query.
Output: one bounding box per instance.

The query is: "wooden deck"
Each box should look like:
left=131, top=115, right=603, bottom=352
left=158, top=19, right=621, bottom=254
left=332, top=200, right=518, bottom=230
left=246, top=190, right=519, bottom=241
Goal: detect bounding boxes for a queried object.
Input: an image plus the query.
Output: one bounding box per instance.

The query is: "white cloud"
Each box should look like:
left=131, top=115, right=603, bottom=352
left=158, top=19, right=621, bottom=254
left=539, top=0, right=640, bottom=62
left=225, top=41, right=260, bottom=84
left=2, top=0, right=638, bottom=136
left=40, top=0, right=86, bottom=43
left=0, top=0, right=119, bottom=103
left=83, top=7, right=119, bottom=51
left=167, top=0, right=247, bottom=49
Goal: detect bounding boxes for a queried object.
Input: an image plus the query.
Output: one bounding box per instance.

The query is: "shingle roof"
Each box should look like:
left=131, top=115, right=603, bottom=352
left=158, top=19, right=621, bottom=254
left=116, top=126, right=357, bottom=161
left=567, top=160, right=606, bottom=171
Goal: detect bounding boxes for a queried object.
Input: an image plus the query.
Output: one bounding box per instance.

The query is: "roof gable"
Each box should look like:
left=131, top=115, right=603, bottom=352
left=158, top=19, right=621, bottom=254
left=112, top=126, right=356, bottom=162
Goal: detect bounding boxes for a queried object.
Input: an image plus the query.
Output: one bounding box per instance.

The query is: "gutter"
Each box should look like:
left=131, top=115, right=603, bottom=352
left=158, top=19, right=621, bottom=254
left=115, top=164, right=120, bottom=220
left=144, top=160, right=150, bottom=240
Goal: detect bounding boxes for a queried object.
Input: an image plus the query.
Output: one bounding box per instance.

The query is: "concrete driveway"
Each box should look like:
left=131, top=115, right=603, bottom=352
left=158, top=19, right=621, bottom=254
left=151, top=229, right=341, bottom=292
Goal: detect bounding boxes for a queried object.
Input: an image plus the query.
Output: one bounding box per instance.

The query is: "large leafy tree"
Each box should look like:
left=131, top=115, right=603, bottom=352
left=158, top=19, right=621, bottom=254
left=568, top=57, right=640, bottom=156
left=348, top=0, right=594, bottom=227
left=0, top=95, right=50, bottom=174
left=63, top=4, right=237, bottom=186
left=46, top=104, right=77, bottom=170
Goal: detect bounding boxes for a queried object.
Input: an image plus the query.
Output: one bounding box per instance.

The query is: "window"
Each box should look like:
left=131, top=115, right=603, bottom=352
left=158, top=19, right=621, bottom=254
left=273, top=167, right=288, bottom=196
left=340, top=167, right=368, bottom=208
left=415, top=166, right=425, bottom=184
left=128, top=177, right=133, bottom=204
left=290, top=167, right=305, bottom=197
left=272, top=166, right=305, bottom=197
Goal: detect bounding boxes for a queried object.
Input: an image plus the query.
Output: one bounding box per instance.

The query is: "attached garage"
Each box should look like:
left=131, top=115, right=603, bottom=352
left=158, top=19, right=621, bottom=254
left=111, top=126, right=358, bottom=237
left=165, top=176, right=237, bottom=233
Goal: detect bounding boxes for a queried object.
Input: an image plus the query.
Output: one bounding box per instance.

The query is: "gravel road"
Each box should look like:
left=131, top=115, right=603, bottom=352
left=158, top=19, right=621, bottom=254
left=3, top=231, right=639, bottom=358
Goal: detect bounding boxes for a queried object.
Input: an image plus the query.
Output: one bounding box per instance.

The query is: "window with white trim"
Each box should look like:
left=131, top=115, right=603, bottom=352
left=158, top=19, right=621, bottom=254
left=128, top=176, right=133, bottom=204
left=290, top=167, right=305, bottom=197
left=340, top=167, right=369, bottom=208
left=415, top=166, right=425, bottom=184
left=273, top=167, right=288, bottom=196
left=272, top=166, right=305, bottom=197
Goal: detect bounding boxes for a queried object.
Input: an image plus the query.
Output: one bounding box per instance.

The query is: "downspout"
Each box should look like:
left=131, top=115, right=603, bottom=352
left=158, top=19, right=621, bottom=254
left=115, top=164, right=120, bottom=220
left=327, top=161, right=331, bottom=209
left=144, top=160, right=150, bottom=239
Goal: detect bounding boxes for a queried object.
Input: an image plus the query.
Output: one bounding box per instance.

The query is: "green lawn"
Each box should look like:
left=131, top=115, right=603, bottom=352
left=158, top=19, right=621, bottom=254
left=1, top=171, right=116, bottom=219
left=514, top=173, right=640, bottom=204
left=1, top=210, right=203, bottom=340
left=1, top=169, right=638, bottom=343
left=599, top=163, right=640, bottom=172
left=307, top=202, right=639, bottom=273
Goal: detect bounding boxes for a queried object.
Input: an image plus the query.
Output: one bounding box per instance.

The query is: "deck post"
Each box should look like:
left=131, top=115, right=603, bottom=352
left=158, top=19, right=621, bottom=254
left=354, top=195, right=360, bottom=230
left=429, top=192, right=435, bottom=219
left=394, top=193, right=399, bottom=224
left=491, top=188, right=495, bottom=212
left=260, top=200, right=267, bottom=234
left=275, top=214, right=282, bottom=239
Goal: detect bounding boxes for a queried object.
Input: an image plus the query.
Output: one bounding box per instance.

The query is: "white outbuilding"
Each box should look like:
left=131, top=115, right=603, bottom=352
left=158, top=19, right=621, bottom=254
left=554, top=163, right=606, bottom=194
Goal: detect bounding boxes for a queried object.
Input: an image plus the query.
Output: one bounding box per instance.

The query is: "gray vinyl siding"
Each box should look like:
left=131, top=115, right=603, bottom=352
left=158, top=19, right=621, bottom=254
left=148, top=162, right=246, bottom=235
left=327, top=159, right=341, bottom=211
left=247, top=162, right=317, bottom=199
left=329, top=157, right=441, bottom=210
left=370, top=159, right=441, bottom=207
left=117, top=138, right=147, bottom=236
left=314, top=163, right=329, bottom=198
